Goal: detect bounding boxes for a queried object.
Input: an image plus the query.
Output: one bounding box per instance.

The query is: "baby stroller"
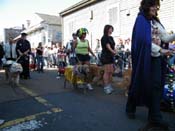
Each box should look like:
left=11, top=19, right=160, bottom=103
left=57, top=52, right=67, bottom=76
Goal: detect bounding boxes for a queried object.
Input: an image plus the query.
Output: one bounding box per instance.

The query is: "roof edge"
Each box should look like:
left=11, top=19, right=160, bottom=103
left=60, top=0, right=102, bottom=17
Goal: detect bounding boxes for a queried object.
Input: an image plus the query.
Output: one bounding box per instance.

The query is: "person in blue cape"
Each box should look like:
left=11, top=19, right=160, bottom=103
left=126, top=0, right=170, bottom=130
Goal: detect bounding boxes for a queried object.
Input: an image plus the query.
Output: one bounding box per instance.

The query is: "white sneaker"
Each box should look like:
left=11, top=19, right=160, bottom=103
left=56, top=76, right=60, bottom=79
left=87, top=84, right=93, bottom=90
left=104, top=86, right=112, bottom=94
left=109, top=85, right=114, bottom=92
left=0, top=119, right=5, bottom=125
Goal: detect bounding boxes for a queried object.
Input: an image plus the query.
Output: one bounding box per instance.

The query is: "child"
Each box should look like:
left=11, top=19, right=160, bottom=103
left=151, top=25, right=162, bottom=57
left=151, top=35, right=161, bottom=57
left=151, top=22, right=171, bottom=57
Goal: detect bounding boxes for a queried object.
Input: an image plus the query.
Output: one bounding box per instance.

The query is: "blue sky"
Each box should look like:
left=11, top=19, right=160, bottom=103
left=0, top=0, right=81, bottom=40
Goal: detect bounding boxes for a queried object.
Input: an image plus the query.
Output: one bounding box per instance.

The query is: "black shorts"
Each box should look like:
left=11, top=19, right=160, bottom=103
left=100, top=54, right=114, bottom=65
left=76, top=54, right=90, bottom=62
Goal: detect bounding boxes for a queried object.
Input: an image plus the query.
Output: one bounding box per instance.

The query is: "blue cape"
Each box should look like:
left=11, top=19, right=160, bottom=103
left=128, top=12, right=152, bottom=106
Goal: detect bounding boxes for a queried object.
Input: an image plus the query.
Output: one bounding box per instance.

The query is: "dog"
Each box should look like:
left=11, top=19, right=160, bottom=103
left=74, top=64, right=104, bottom=86
left=89, top=65, right=104, bottom=86
left=5, top=61, right=23, bottom=87
left=73, top=64, right=90, bottom=78
left=114, top=68, right=132, bottom=96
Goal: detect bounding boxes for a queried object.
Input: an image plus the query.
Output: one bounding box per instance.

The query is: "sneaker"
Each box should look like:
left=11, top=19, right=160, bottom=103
left=0, top=119, right=5, bottom=125
left=87, top=84, right=93, bottom=90
left=104, top=86, right=112, bottom=94
left=108, top=84, right=114, bottom=92
left=56, top=76, right=61, bottom=79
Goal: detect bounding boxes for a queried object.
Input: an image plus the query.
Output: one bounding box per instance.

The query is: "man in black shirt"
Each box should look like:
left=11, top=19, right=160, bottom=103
left=16, top=33, right=31, bottom=79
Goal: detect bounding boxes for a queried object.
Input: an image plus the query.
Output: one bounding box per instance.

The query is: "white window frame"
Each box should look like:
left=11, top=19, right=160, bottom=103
left=107, top=3, right=120, bottom=37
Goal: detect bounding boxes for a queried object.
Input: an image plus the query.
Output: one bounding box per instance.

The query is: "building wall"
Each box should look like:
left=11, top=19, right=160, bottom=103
left=159, top=0, right=175, bottom=32
left=4, top=28, right=23, bottom=43
left=62, top=0, right=175, bottom=50
left=27, top=29, right=43, bottom=48
left=27, top=23, right=62, bottom=48
left=48, top=24, right=62, bottom=44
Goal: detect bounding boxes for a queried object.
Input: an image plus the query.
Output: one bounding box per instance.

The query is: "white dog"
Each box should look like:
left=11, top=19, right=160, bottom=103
left=5, top=60, right=23, bottom=87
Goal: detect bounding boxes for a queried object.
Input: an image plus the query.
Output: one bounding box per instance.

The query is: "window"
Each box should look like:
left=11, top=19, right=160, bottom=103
left=42, top=36, right=46, bottom=44
left=109, top=7, right=118, bottom=25
left=108, top=3, right=120, bottom=36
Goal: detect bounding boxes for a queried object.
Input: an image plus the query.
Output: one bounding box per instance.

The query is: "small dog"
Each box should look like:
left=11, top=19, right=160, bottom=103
left=74, top=64, right=104, bottom=86
left=5, top=61, right=23, bottom=87
left=73, top=64, right=90, bottom=77
left=90, top=65, right=104, bottom=86
left=114, top=68, right=132, bottom=96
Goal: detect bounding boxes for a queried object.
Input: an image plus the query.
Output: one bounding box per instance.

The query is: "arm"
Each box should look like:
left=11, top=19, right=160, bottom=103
left=157, top=22, right=175, bottom=43
left=18, top=49, right=23, bottom=55
left=16, top=49, right=22, bottom=56
left=36, top=47, right=43, bottom=51
left=87, top=41, right=96, bottom=57
left=152, top=42, right=172, bottom=56
left=24, top=41, right=31, bottom=55
left=88, top=47, right=96, bottom=57
left=73, top=39, right=78, bottom=49
left=151, top=43, right=161, bottom=57
left=106, top=44, right=116, bottom=55
left=16, top=40, right=23, bottom=56
left=24, top=49, right=30, bottom=55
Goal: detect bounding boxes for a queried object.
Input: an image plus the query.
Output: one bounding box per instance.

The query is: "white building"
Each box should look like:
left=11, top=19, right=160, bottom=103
left=17, top=13, right=62, bottom=48
left=60, top=0, right=175, bottom=50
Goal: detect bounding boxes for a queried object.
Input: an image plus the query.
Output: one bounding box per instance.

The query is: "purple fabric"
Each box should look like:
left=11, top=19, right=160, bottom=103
left=128, top=12, right=152, bottom=106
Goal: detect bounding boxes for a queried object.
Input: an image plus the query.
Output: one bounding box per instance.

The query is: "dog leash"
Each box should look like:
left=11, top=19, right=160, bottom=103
left=15, top=55, right=22, bottom=63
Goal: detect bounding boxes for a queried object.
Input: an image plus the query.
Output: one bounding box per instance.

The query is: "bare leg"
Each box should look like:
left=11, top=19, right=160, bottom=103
left=103, top=72, right=110, bottom=86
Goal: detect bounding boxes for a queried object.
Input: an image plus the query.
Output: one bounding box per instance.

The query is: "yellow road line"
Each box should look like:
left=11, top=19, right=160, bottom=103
left=0, top=107, right=62, bottom=129
left=51, top=107, right=63, bottom=113
left=35, top=96, right=53, bottom=107
left=18, top=84, right=58, bottom=108
left=19, top=85, right=38, bottom=96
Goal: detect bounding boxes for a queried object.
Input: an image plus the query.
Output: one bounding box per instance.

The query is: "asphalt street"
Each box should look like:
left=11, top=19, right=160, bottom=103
left=0, top=69, right=174, bottom=131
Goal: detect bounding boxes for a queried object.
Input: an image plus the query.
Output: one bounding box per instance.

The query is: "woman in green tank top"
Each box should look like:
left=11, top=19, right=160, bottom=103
left=74, top=28, right=96, bottom=65
left=73, top=28, right=96, bottom=90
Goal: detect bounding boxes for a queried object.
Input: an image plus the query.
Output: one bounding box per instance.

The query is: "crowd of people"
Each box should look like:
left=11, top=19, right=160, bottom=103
left=30, top=43, right=66, bottom=72
left=0, top=30, right=132, bottom=82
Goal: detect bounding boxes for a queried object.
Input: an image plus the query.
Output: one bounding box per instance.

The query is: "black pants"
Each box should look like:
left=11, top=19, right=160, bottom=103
left=126, top=57, right=162, bottom=122
left=19, top=56, right=30, bottom=78
left=148, top=57, right=162, bottom=122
